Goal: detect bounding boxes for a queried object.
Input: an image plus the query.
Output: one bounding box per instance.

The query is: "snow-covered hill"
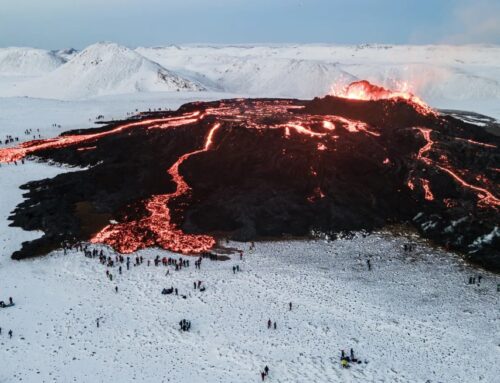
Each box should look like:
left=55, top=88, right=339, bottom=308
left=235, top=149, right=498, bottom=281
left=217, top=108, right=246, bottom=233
left=14, top=43, right=203, bottom=99
left=0, top=47, right=65, bottom=75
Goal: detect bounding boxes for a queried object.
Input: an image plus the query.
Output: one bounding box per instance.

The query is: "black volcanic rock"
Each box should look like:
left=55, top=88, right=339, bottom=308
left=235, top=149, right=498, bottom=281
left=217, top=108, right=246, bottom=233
left=1, top=95, right=499, bottom=271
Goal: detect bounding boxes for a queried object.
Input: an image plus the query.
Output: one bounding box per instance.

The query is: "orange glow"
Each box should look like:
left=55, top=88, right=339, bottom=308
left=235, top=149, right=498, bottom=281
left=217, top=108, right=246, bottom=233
left=421, top=179, right=434, bottom=201
left=0, top=111, right=203, bottom=163
left=331, top=80, right=437, bottom=116
left=415, top=128, right=499, bottom=207
left=91, top=123, right=221, bottom=254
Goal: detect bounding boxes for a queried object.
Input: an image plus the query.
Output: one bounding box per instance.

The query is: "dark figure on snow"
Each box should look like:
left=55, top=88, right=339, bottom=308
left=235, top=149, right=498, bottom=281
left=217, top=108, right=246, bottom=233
left=119, top=266, right=122, bottom=275
left=9, top=297, right=13, bottom=305
left=267, top=319, right=272, bottom=329
left=261, top=371, right=266, bottom=381
left=175, top=288, right=178, bottom=295
left=8, top=330, right=12, bottom=338
left=232, top=266, right=236, bottom=274
left=289, top=302, right=292, bottom=311
left=273, top=322, right=277, bottom=330
left=115, top=286, right=118, bottom=293
left=367, top=259, right=371, bottom=271
left=264, top=365, right=269, bottom=375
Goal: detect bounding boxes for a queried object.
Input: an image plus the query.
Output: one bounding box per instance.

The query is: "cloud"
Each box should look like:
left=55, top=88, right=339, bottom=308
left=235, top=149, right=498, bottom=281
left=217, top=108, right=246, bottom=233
left=446, top=0, right=500, bottom=44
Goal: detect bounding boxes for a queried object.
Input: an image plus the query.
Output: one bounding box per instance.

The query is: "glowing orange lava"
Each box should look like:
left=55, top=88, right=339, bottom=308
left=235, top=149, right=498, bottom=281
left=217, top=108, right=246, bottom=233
left=91, top=123, right=221, bottom=254
left=331, top=80, right=437, bottom=116
left=415, top=128, right=500, bottom=207
left=0, top=111, right=203, bottom=163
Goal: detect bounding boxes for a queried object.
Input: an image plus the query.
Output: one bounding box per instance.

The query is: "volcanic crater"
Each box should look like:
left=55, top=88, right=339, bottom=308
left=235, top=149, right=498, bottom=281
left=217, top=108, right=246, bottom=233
left=1, top=81, right=499, bottom=271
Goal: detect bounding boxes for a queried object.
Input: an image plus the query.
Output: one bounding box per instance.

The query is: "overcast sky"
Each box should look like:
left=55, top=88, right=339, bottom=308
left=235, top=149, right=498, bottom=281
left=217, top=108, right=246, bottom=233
left=1, top=0, right=499, bottom=49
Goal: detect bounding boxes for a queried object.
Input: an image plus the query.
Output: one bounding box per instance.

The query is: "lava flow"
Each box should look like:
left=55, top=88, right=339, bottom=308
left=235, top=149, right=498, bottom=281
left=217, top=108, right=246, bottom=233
left=1, top=81, right=499, bottom=271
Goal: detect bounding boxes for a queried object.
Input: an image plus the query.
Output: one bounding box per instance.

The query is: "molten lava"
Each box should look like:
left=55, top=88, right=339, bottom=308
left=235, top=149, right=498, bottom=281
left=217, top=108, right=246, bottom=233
left=331, top=80, right=437, bottom=116
left=1, top=81, right=499, bottom=271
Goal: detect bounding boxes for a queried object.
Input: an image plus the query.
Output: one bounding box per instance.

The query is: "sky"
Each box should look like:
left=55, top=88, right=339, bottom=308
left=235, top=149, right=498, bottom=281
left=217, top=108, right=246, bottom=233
left=0, top=0, right=499, bottom=49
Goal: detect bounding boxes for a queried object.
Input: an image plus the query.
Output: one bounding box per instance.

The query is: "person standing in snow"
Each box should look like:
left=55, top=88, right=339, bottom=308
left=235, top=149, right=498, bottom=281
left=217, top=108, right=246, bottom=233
left=8, top=330, right=12, bottom=338
left=9, top=297, right=13, bottom=305
left=267, top=319, right=272, bottom=329
left=367, top=259, right=371, bottom=271
left=261, top=371, right=266, bottom=381
left=289, top=302, right=292, bottom=311
left=273, top=322, right=277, bottom=330
left=194, top=282, right=197, bottom=289
left=264, top=365, right=269, bottom=375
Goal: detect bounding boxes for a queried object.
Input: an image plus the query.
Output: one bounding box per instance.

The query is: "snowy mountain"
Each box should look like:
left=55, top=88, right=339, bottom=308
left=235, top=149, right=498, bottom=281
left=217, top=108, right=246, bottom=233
left=0, top=47, right=65, bottom=75
left=15, top=43, right=203, bottom=99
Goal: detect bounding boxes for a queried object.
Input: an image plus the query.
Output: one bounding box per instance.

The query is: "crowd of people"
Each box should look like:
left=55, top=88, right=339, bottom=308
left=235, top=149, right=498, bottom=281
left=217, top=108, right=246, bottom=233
left=2, top=238, right=377, bottom=379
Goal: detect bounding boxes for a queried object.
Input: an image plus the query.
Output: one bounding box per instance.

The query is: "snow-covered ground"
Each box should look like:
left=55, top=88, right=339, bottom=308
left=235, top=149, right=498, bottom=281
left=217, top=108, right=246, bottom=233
left=1, top=234, right=499, bottom=382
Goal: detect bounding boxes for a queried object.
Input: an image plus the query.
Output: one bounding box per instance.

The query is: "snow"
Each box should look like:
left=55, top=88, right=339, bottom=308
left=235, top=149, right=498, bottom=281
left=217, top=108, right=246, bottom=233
left=0, top=43, right=499, bottom=118
left=0, top=47, right=64, bottom=76
left=8, top=43, right=203, bottom=100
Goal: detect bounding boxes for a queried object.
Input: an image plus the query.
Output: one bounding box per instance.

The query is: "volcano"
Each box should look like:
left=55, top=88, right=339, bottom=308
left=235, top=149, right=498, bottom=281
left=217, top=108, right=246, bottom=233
left=1, top=81, right=499, bottom=271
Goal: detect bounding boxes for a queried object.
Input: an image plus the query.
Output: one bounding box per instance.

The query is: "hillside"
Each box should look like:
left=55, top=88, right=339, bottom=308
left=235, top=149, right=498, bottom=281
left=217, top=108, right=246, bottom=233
left=15, top=43, right=203, bottom=99
left=0, top=47, right=65, bottom=75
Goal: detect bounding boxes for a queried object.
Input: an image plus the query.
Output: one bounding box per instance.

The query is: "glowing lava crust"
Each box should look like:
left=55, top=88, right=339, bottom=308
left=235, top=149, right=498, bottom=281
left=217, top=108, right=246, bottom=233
left=1, top=82, right=499, bottom=271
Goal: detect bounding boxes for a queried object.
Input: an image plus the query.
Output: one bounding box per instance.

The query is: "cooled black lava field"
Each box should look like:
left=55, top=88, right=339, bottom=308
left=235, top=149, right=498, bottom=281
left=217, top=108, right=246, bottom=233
left=1, top=82, right=499, bottom=271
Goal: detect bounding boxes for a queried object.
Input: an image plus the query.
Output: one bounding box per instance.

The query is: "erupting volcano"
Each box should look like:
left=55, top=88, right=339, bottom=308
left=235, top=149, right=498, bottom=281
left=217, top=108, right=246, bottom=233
left=1, top=81, right=499, bottom=271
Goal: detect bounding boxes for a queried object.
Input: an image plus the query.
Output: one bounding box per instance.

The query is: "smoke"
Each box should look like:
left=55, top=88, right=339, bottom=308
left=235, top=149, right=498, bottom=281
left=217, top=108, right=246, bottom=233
left=446, top=0, right=500, bottom=44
